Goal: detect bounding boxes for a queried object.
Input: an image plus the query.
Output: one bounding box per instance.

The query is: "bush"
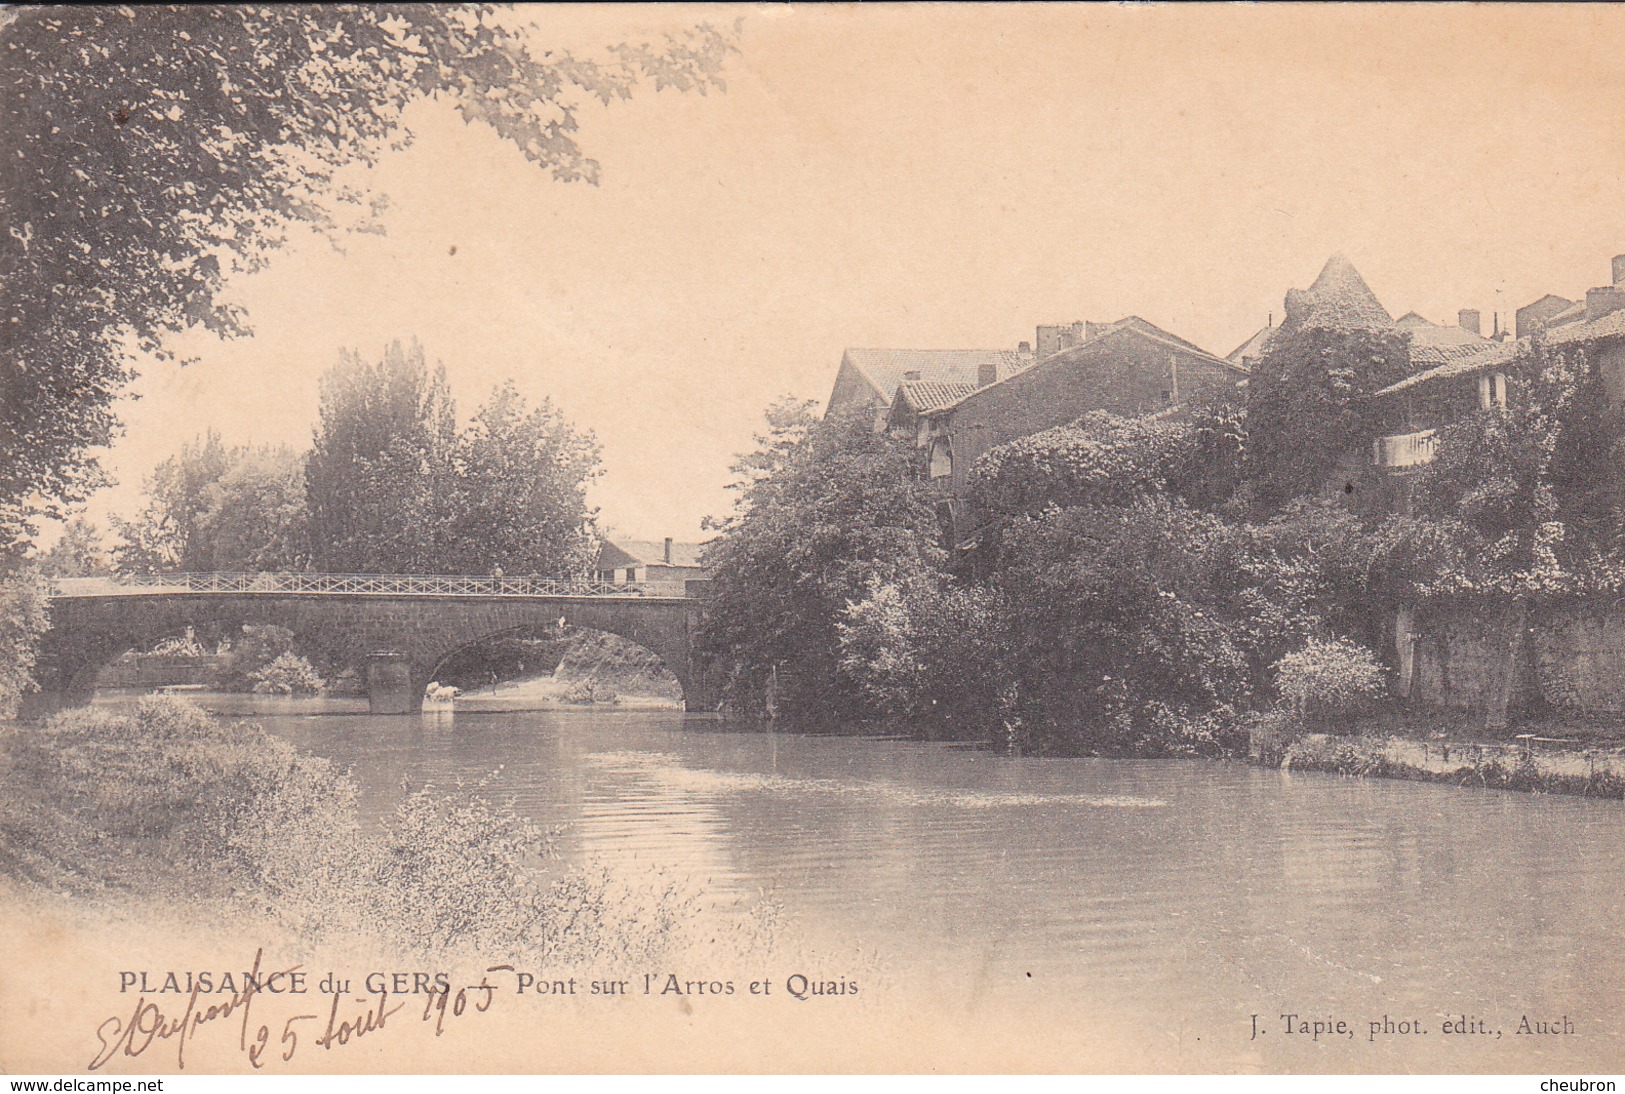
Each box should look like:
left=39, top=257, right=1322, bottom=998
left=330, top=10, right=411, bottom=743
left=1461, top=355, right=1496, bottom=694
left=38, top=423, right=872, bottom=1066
left=220, top=623, right=299, bottom=691
left=2, top=696, right=350, bottom=889
left=2, top=697, right=730, bottom=965
left=1274, top=637, right=1385, bottom=728
left=249, top=651, right=325, bottom=695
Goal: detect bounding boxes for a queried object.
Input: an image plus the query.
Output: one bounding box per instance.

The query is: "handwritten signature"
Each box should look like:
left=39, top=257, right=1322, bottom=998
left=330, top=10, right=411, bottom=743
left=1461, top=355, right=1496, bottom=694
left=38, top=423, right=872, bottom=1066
left=89, top=949, right=496, bottom=1071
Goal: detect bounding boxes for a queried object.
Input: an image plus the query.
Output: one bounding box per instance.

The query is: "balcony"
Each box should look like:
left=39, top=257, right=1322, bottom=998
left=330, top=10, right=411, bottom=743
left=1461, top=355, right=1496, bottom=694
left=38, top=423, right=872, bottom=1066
left=1373, top=429, right=1437, bottom=469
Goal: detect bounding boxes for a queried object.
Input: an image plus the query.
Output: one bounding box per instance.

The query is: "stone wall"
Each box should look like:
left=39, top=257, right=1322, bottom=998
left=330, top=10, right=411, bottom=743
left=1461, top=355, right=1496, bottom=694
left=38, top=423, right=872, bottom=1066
left=1405, top=600, right=1625, bottom=717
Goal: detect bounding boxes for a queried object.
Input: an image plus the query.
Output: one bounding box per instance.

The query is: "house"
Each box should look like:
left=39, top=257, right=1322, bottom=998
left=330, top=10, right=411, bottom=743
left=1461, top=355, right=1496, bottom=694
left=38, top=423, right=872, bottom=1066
left=1370, top=253, right=1625, bottom=470
left=1225, top=320, right=1276, bottom=370
left=596, top=537, right=709, bottom=595
left=1539, top=255, right=1625, bottom=397
left=825, top=347, right=1033, bottom=430
left=909, top=318, right=1246, bottom=550
left=1516, top=294, right=1577, bottom=339
left=1229, top=252, right=1498, bottom=474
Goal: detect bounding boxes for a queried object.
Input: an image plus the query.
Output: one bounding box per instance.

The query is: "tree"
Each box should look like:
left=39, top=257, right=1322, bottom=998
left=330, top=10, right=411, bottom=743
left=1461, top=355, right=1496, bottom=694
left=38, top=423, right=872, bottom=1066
left=305, top=340, right=457, bottom=572
left=113, top=434, right=307, bottom=573
left=438, top=381, right=602, bottom=575
left=991, top=497, right=1255, bottom=752
left=838, top=576, right=1013, bottom=733
left=699, top=401, right=946, bottom=718
left=110, top=431, right=231, bottom=573
left=196, top=445, right=311, bottom=572
left=0, top=567, right=48, bottom=717
left=306, top=349, right=601, bottom=575
left=0, top=5, right=738, bottom=553
left=35, top=517, right=112, bottom=577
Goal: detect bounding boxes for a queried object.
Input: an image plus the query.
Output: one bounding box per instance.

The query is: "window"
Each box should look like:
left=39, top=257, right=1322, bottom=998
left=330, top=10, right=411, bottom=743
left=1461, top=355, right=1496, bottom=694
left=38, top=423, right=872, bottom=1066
left=1478, top=372, right=1509, bottom=411
left=928, top=438, right=952, bottom=480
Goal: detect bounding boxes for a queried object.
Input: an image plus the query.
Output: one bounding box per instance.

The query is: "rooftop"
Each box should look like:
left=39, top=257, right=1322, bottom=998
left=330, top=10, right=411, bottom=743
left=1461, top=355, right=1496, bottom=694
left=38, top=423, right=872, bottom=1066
left=841, top=348, right=1031, bottom=404
left=893, top=380, right=979, bottom=414
left=1398, top=312, right=1495, bottom=368
left=598, top=538, right=709, bottom=570
left=1544, top=306, right=1625, bottom=347
left=925, top=321, right=1238, bottom=417
left=1225, top=323, right=1275, bottom=365
left=1375, top=338, right=1525, bottom=398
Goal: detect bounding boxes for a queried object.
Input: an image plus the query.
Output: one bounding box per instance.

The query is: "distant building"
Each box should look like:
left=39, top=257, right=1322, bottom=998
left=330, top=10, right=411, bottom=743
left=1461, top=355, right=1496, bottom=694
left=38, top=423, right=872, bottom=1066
left=904, top=318, right=1245, bottom=552
left=1515, top=293, right=1577, bottom=340
left=1225, top=319, right=1276, bottom=370
left=1371, top=252, right=1625, bottom=470
left=596, top=537, right=709, bottom=595
left=825, top=348, right=1033, bottom=430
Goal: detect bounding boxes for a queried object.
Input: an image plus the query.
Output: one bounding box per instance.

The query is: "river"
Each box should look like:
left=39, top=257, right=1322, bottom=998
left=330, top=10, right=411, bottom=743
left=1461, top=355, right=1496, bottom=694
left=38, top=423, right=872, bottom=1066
left=98, top=692, right=1625, bottom=1071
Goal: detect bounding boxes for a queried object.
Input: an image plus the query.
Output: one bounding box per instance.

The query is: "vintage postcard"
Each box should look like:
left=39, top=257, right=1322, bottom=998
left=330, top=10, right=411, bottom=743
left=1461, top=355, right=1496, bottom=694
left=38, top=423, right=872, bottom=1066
left=3, top=2, right=1625, bottom=1077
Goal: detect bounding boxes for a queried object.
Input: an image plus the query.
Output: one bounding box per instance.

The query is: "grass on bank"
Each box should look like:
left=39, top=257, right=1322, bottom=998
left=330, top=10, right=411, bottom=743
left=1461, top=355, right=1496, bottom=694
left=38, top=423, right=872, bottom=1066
left=0, top=696, right=777, bottom=965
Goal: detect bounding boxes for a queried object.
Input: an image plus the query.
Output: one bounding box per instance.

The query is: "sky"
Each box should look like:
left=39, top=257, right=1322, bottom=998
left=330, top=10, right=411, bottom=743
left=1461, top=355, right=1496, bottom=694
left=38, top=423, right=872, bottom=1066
left=68, top=3, right=1625, bottom=549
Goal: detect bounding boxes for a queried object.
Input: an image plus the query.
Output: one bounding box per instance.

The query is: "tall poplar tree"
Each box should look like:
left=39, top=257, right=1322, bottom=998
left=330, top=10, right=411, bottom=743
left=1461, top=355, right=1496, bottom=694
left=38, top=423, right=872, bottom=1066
left=305, top=340, right=456, bottom=572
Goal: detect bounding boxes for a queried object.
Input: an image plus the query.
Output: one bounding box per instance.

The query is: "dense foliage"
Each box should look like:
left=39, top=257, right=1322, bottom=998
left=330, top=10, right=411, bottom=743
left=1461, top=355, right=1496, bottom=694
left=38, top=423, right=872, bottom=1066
left=1246, top=327, right=1411, bottom=510
left=702, top=401, right=1387, bottom=751
left=0, top=567, right=48, bottom=717
left=108, top=341, right=602, bottom=577
left=1274, top=637, right=1386, bottom=724
left=698, top=400, right=946, bottom=718
left=969, top=411, right=1188, bottom=517
left=34, top=517, right=113, bottom=577
left=1375, top=342, right=1625, bottom=599
left=436, top=380, right=603, bottom=575
left=1, top=697, right=757, bottom=963
left=838, top=577, right=1012, bottom=732
left=113, top=433, right=310, bottom=573
left=249, top=651, right=326, bottom=695
left=305, top=340, right=459, bottom=571
left=0, top=5, right=737, bottom=553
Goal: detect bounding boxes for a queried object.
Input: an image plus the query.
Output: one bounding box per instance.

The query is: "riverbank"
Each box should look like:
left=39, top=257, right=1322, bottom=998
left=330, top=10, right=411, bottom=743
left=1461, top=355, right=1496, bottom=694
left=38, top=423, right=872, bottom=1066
left=444, top=673, right=681, bottom=711
left=1247, top=717, right=1625, bottom=799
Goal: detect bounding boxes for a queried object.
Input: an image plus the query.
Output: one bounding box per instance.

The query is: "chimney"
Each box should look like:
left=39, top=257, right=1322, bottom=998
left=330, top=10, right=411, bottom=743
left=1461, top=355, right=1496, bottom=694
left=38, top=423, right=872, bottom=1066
left=903, top=369, right=922, bottom=382
left=1587, top=285, right=1625, bottom=322
left=663, top=537, right=673, bottom=565
left=1614, top=254, right=1625, bottom=287
left=1018, top=340, right=1031, bottom=354
left=1457, top=308, right=1481, bottom=336
left=977, top=362, right=998, bottom=387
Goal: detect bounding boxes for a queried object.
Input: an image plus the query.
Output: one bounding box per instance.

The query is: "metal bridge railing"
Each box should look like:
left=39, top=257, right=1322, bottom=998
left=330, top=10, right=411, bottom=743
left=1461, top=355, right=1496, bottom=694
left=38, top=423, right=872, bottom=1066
left=47, top=572, right=650, bottom=598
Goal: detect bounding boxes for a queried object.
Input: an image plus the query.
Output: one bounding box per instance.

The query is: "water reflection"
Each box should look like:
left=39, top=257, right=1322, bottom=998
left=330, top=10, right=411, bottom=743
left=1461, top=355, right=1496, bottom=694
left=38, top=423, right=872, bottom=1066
left=91, top=691, right=1625, bottom=1070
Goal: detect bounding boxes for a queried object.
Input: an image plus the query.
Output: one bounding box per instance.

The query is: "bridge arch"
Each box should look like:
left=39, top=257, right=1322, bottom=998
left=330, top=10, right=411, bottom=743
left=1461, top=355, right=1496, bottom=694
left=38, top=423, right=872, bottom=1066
left=422, top=623, right=685, bottom=706
left=37, top=587, right=719, bottom=714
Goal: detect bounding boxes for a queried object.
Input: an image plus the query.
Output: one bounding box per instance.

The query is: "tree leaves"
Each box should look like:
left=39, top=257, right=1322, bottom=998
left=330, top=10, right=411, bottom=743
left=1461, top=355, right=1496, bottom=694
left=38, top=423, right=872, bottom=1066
left=0, top=5, right=738, bottom=553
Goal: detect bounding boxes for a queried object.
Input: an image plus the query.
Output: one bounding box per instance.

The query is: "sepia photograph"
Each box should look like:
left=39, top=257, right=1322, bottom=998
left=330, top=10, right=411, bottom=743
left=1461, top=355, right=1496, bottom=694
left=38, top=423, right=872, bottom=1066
left=1, top=2, right=1623, bottom=1077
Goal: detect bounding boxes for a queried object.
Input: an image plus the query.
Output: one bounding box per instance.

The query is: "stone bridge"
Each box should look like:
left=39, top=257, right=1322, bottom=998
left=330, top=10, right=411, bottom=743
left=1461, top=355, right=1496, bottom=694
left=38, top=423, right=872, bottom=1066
left=36, top=573, right=718, bottom=713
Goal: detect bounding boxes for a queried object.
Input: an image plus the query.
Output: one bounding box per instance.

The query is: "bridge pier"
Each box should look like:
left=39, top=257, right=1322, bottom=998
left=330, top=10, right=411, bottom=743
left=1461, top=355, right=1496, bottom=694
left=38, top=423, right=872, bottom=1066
left=366, top=652, right=419, bottom=715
